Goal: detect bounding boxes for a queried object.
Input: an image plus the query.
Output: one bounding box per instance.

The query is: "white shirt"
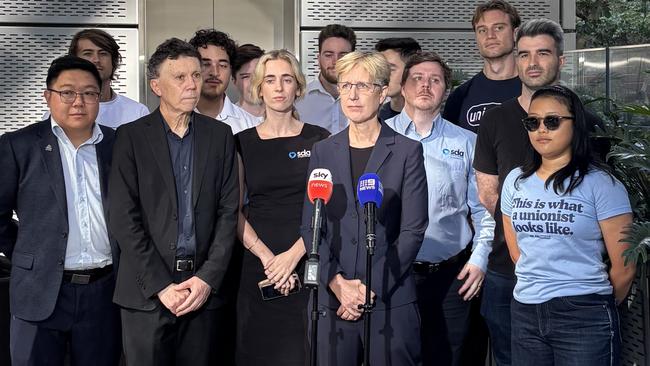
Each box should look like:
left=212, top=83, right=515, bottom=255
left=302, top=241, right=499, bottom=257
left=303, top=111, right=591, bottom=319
left=44, top=93, right=149, bottom=129
left=50, top=118, right=112, bottom=270
left=295, top=78, right=347, bottom=134
left=196, top=95, right=262, bottom=134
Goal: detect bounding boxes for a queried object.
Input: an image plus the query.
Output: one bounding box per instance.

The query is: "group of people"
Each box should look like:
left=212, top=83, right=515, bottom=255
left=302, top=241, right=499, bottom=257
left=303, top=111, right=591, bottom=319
left=0, top=1, right=637, bottom=366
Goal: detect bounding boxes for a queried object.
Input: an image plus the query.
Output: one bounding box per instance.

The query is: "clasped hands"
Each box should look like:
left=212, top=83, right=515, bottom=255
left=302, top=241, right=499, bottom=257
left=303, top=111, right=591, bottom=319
left=157, top=276, right=211, bottom=316
left=329, top=274, right=375, bottom=322
left=261, top=245, right=303, bottom=296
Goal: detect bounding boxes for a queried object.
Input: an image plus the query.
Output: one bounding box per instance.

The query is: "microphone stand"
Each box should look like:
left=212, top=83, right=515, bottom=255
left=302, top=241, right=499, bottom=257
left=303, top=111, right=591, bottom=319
left=361, top=202, right=376, bottom=366
left=304, top=199, right=324, bottom=366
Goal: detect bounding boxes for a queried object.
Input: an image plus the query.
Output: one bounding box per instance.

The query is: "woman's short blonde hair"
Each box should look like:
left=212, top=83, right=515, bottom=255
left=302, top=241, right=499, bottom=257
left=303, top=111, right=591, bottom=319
left=250, top=49, right=306, bottom=117
left=335, top=51, right=390, bottom=86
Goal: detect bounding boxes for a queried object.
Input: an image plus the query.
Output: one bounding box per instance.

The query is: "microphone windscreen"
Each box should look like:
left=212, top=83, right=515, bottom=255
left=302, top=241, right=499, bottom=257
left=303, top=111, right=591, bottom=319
left=307, top=168, right=333, bottom=204
left=357, top=173, right=383, bottom=207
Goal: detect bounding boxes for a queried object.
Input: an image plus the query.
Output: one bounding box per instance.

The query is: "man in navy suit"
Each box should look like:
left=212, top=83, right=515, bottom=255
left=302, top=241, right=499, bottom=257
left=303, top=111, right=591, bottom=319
left=0, top=56, right=120, bottom=366
left=301, top=51, right=428, bottom=366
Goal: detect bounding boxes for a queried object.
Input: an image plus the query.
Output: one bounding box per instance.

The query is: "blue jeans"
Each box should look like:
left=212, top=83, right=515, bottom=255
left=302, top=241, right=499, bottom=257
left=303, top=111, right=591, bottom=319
left=511, top=294, right=621, bottom=366
left=480, top=269, right=516, bottom=366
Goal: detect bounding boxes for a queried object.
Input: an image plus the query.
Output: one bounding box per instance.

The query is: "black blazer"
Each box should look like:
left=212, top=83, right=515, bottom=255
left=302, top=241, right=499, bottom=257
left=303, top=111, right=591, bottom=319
left=300, top=123, right=428, bottom=310
left=0, top=120, right=117, bottom=321
left=108, top=110, right=239, bottom=310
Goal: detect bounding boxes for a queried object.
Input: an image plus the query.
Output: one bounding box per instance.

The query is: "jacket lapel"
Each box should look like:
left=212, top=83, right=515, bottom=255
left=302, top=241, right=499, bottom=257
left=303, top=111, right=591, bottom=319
left=145, top=109, right=177, bottom=204
left=364, top=123, right=394, bottom=175
left=38, top=120, right=68, bottom=222
left=95, top=125, right=113, bottom=223
left=191, top=116, right=209, bottom=208
left=331, top=128, right=355, bottom=203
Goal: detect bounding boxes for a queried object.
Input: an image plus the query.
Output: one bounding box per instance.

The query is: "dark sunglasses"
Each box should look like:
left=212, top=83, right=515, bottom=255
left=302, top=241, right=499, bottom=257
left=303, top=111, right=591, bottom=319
left=522, top=115, right=574, bottom=132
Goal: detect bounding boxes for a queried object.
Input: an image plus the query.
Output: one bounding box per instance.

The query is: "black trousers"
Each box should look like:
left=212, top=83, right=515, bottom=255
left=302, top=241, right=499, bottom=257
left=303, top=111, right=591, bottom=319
left=121, top=300, right=230, bottom=366
left=10, top=273, right=120, bottom=366
left=414, top=255, right=471, bottom=366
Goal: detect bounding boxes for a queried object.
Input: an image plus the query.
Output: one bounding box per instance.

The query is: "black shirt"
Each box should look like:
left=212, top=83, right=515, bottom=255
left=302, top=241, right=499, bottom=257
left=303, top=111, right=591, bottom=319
left=350, top=146, right=374, bottom=196
left=163, top=116, right=196, bottom=257
left=443, top=71, right=521, bottom=133
left=473, top=97, right=528, bottom=276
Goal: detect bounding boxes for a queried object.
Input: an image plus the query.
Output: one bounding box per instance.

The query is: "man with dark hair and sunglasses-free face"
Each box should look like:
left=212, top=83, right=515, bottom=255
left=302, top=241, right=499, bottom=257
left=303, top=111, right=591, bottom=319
left=443, top=0, right=522, bottom=133
left=190, top=29, right=260, bottom=134
left=295, top=24, right=356, bottom=133
left=374, top=37, right=422, bottom=121
left=385, top=52, right=495, bottom=366
left=1, top=55, right=120, bottom=366
left=66, top=29, right=149, bottom=128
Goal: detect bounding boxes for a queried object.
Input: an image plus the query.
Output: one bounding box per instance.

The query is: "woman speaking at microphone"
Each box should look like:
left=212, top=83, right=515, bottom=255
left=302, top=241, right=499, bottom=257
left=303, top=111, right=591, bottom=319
left=300, top=51, right=429, bottom=366
left=234, top=49, right=329, bottom=366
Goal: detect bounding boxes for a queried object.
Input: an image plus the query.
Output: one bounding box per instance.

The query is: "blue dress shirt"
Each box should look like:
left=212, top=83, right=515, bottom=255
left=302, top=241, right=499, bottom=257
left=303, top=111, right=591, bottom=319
left=385, top=111, right=495, bottom=271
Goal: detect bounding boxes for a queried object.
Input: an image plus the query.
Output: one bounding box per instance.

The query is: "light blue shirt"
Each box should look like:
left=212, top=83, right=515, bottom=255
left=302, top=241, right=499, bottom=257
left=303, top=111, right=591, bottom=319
left=501, top=167, right=632, bottom=304
left=295, top=78, right=347, bottom=134
left=51, top=118, right=112, bottom=270
left=386, top=111, right=495, bottom=270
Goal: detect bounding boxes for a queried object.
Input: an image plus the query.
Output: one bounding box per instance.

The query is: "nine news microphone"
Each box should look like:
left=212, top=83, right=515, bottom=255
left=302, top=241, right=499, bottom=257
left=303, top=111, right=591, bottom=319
left=304, top=168, right=333, bottom=287
left=357, top=173, right=383, bottom=252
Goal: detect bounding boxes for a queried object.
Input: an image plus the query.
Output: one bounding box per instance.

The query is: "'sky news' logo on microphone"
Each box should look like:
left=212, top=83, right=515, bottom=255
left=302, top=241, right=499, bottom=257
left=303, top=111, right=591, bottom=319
left=308, top=168, right=333, bottom=204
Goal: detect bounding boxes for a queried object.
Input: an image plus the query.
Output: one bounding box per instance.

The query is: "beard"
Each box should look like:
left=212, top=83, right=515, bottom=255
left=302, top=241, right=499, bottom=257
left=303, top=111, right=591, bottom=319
left=321, top=69, right=338, bottom=84
left=521, top=65, right=560, bottom=90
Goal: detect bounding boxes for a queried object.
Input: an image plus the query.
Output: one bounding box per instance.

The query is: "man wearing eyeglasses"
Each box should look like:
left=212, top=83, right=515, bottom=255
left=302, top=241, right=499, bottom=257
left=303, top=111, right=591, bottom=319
left=473, top=19, right=605, bottom=366
left=189, top=29, right=260, bottom=134
left=385, top=52, right=495, bottom=366
left=0, top=55, right=120, bottom=365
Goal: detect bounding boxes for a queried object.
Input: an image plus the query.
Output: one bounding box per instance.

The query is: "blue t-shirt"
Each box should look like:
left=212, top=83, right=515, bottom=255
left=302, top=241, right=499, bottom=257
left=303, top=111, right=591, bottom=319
left=501, top=167, right=632, bottom=304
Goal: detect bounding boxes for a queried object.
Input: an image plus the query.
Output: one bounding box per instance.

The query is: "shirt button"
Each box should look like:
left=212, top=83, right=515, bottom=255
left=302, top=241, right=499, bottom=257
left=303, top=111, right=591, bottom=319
left=184, top=190, right=188, bottom=194
left=183, top=165, right=188, bottom=170
left=61, top=232, right=68, bottom=239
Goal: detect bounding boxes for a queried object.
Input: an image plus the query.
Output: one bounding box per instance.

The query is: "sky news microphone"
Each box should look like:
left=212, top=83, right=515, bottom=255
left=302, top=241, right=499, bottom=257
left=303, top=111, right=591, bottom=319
left=304, top=169, right=333, bottom=287
left=357, top=173, right=383, bottom=252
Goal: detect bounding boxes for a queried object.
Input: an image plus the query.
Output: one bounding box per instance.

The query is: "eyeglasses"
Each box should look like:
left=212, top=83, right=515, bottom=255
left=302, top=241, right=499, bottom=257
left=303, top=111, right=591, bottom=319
left=47, top=89, right=100, bottom=104
left=522, top=115, right=574, bottom=132
left=337, top=82, right=382, bottom=94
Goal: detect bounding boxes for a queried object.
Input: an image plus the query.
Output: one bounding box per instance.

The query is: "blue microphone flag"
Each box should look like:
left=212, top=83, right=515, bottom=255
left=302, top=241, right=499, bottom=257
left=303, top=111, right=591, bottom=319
left=357, top=173, right=383, bottom=208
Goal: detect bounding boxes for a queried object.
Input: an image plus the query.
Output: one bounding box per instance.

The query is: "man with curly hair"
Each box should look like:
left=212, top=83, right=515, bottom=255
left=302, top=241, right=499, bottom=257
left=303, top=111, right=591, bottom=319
left=189, top=29, right=260, bottom=134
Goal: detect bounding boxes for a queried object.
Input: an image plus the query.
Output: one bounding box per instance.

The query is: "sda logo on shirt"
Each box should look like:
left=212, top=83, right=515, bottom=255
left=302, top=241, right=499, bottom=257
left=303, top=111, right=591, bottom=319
left=288, top=149, right=311, bottom=159
left=442, top=148, right=465, bottom=159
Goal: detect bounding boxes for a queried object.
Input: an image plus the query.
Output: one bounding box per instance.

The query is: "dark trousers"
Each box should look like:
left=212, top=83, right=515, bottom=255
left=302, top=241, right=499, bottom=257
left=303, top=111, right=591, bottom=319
left=511, top=294, right=621, bottom=366
left=120, top=301, right=227, bottom=366
left=10, top=273, right=120, bottom=366
left=414, top=257, right=470, bottom=366
left=314, top=302, right=422, bottom=366
left=480, top=269, right=516, bottom=366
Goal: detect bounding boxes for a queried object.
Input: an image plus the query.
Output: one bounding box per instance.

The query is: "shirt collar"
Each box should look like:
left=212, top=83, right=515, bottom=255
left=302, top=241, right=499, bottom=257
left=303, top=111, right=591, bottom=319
left=50, top=116, right=103, bottom=146
left=394, top=109, right=443, bottom=140
left=218, top=95, right=237, bottom=120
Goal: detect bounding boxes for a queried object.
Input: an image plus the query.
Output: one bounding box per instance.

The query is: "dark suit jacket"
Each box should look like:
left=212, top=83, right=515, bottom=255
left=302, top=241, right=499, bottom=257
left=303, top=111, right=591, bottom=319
left=109, top=109, right=239, bottom=311
left=0, top=120, right=117, bottom=321
left=301, top=123, right=428, bottom=310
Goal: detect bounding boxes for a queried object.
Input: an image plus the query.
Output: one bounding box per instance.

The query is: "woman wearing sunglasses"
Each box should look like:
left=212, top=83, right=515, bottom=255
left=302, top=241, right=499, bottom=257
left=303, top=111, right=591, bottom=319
left=500, top=85, right=635, bottom=365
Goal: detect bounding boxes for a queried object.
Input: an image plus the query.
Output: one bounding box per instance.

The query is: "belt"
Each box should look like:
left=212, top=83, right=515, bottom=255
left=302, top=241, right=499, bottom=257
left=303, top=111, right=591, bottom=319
left=63, top=265, right=113, bottom=284
left=175, top=258, right=194, bottom=272
left=412, top=248, right=469, bottom=274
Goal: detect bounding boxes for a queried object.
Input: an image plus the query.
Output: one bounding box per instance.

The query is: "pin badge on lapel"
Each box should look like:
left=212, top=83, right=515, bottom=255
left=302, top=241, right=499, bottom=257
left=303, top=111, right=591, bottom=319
left=45, top=144, right=53, bottom=152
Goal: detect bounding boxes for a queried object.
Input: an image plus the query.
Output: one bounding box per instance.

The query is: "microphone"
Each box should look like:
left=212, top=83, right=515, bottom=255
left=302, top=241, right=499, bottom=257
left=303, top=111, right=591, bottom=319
left=357, top=173, right=383, bottom=254
left=304, top=169, right=333, bottom=287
